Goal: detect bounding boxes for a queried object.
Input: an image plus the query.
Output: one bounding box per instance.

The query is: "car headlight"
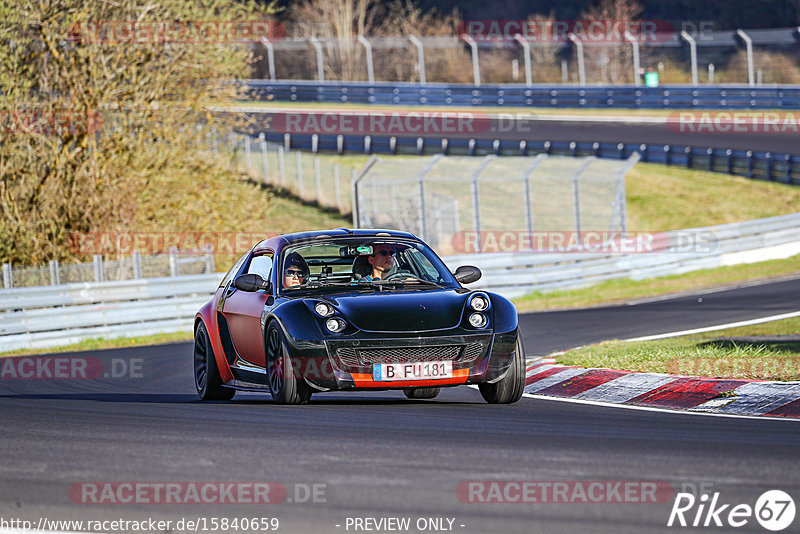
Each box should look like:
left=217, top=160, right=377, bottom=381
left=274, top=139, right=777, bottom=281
left=468, top=312, right=488, bottom=328
left=314, top=302, right=334, bottom=317
left=470, top=294, right=490, bottom=311
left=325, top=318, right=346, bottom=333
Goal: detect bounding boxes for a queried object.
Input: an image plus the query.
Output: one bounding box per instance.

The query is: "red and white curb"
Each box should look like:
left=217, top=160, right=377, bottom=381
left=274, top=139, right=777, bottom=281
left=524, top=358, right=800, bottom=419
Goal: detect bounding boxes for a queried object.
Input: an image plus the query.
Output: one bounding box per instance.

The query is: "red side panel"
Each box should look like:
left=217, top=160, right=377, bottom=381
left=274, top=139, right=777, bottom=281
left=195, top=288, right=234, bottom=383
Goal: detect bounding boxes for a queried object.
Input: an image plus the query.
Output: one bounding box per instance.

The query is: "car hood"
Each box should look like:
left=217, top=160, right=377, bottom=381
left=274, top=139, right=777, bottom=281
left=325, top=290, right=467, bottom=332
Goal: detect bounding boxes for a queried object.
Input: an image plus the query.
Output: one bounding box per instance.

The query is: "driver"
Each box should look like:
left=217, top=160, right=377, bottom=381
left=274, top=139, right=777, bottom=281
left=364, top=244, right=395, bottom=281
left=282, top=252, right=309, bottom=288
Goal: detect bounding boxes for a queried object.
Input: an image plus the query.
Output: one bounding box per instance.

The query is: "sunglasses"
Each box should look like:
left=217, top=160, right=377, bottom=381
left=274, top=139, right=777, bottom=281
left=374, top=250, right=394, bottom=257
left=285, top=269, right=304, bottom=277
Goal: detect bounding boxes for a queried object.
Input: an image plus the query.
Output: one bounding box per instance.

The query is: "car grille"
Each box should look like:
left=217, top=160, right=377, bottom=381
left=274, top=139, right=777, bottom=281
left=337, top=342, right=485, bottom=367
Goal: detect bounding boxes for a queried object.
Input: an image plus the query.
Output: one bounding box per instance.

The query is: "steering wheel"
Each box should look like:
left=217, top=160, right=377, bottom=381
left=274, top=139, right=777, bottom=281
left=386, top=271, right=423, bottom=281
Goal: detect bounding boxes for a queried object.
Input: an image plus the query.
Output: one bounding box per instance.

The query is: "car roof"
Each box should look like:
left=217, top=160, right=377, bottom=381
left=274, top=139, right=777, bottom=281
left=252, top=228, right=420, bottom=253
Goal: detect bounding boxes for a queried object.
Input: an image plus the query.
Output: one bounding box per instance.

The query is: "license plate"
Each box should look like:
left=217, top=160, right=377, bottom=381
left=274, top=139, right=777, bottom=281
left=373, top=361, right=453, bottom=381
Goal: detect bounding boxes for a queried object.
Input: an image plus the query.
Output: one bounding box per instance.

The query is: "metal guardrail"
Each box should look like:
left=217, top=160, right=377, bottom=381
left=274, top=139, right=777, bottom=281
left=258, top=130, right=800, bottom=186
left=443, top=212, right=800, bottom=298
left=246, top=81, right=800, bottom=109
left=0, top=274, right=221, bottom=352
left=2, top=213, right=799, bottom=351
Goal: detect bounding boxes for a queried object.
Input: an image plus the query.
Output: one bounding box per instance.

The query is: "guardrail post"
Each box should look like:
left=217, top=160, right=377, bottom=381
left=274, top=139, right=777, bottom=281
left=639, top=144, right=647, bottom=162
left=680, top=31, right=698, bottom=86
left=765, top=152, right=773, bottom=181
left=133, top=251, right=142, bottom=279
left=568, top=33, right=586, bottom=85
left=593, top=142, right=601, bottom=157
left=685, top=146, right=692, bottom=169
left=357, top=35, right=375, bottom=83
left=624, top=32, right=641, bottom=86
left=311, top=133, right=319, bottom=154
left=706, top=148, right=714, bottom=171
left=726, top=149, right=734, bottom=174
left=409, top=35, right=426, bottom=84
left=544, top=141, right=552, bottom=155
left=168, top=248, right=178, bottom=277
left=736, top=30, right=755, bottom=87
left=664, top=145, right=671, bottom=166
left=337, top=135, right=344, bottom=155
left=468, top=139, right=476, bottom=156
left=283, top=133, right=291, bottom=152
left=785, top=154, right=792, bottom=184
left=1, top=263, right=10, bottom=289
left=93, top=255, right=104, bottom=282
left=746, top=150, right=754, bottom=178
left=513, top=35, right=532, bottom=86
left=259, top=133, right=269, bottom=182
left=49, top=259, right=60, bottom=286
left=569, top=141, right=577, bottom=157
left=460, top=34, right=481, bottom=86
left=416, top=137, right=424, bottom=155
left=261, top=38, right=276, bottom=81
left=278, top=145, right=286, bottom=186
left=708, top=63, right=715, bottom=83
left=309, top=36, right=325, bottom=82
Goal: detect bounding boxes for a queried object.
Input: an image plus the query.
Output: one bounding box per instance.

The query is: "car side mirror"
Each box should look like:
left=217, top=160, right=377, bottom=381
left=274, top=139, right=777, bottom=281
left=233, top=273, right=269, bottom=292
left=454, top=265, right=481, bottom=284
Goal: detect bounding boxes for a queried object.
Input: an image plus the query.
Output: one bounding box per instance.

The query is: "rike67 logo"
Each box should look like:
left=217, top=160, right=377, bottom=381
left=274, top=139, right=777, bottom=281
left=668, top=490, right=795, bottom=531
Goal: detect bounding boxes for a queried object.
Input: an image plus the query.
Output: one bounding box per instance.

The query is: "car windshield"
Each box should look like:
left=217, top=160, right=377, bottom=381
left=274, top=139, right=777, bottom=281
left=279, top=238, right=459, bottom=293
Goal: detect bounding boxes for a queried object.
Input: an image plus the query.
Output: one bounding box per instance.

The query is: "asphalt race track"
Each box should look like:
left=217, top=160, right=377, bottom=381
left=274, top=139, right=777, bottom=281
left=1, top=278, right=799, bottom=534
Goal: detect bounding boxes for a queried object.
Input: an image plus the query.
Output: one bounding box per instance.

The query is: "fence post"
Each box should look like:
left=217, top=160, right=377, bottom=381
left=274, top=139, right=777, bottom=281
left=296, top=151, right=304, bottom=197
left=2, top=263, right=11, bottom=289
left=93, top=255, right=104, bottom=282
left=470, top=156, right=494, bottom=252
left=736, top=29, right=755, bottom=87
left=278, top=146, right=286, bottom=186
left=204, top=247, right=215, bottom=274
left=261, top=37, right=276, bottom=81
left=680, top=31, right=698, bottom=86
left=351, top=156, right=380, bottom=228
left=309, top=36, right=325, bottom=82
left=333, top=163, right=341, bottom=210
left=314, top=156, right=322, bottom=203
left=133, top=251, right=142, bottom=279
left=625, top=32, right=641, bottom=86
left=460, top=34, right=481, bottom=86
left=513, top=34, right=532, bottom=86
left=409, top=35, right=426, bottom=84
left=49, top=259, right=60, bottom=286
left=572, top=158, right=595, bottom=251
left=259, top=132, right=269, bottom=183
left=523, top=155, right=546, bottom=249
left=168, top=248, right=178, bottom=277
left=568, top=33, right=586, bottom=85
left=357, top=35, right=375, bottom=83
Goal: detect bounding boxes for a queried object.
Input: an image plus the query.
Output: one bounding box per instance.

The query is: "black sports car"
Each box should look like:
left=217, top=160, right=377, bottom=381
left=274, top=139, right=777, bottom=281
left=194, top=228, right=525, bottom=404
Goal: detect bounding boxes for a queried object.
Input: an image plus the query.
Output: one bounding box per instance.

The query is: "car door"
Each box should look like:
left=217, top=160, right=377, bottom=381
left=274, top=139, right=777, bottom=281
left=221, top=251, right=274, bottom=368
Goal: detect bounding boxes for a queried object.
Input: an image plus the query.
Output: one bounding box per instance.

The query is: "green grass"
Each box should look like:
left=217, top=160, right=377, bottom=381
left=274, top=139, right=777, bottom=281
left=513, top=254, right=800, bottom=312
left=557, top=317, right=800, bottom=381
left=0, top=332, right=193, bottom=358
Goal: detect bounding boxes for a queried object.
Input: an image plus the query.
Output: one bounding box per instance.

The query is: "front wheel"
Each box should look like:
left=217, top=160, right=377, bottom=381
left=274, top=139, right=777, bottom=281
left=265, top=322, right=312, bottom=405
left=479, top=335, right=525, bottom=404
left=194, top=321, right=235, bottom=401
left=403, top=387, right=441, bottom=400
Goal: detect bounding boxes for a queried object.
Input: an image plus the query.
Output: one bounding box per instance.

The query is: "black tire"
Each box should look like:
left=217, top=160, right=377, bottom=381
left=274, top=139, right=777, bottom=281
left=265, top=322, right=313, bottom=405
left=479, top=335, right=525, bottom=404
left=403, top=387, right=441, bottom=400
left=194, top=321, right=235, bottom=401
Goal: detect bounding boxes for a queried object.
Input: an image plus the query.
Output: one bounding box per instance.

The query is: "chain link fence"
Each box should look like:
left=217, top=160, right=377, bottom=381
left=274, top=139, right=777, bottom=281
left=352, top=153, right=637, bottom=256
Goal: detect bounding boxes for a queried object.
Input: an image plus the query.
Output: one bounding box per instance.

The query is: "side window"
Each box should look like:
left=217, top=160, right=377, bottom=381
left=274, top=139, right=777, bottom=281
left=220, top=253, right=249, bottom=288
left=247, top=253, right=274, bottom=281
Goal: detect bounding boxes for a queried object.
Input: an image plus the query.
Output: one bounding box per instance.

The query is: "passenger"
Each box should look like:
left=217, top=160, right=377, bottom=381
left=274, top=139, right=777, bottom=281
left=283, top=252, right=309, bottom=288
